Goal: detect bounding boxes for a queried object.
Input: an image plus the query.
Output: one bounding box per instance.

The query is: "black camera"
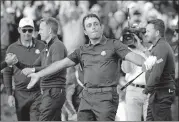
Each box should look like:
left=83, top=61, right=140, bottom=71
left=122, top=26, right=146, bottom=46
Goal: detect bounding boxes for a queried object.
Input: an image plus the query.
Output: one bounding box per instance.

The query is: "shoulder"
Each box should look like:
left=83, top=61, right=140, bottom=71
left=52, top=40, right=66, bottom=49
left=155, top=40, right=168, bottom=51
left=34, top=39, right=45, bottom=45
left=33, top=39, right=45, bottom=50
left=6, top=41, right=18, bottom=52
left=153, top=40, right=169, bottom=55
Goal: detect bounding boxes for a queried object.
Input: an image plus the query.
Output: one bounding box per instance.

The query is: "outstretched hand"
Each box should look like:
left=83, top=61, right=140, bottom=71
left=27, top=73, right=40, bottom=89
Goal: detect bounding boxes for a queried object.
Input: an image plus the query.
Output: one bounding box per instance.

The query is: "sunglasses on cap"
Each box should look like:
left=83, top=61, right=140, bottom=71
left=21, top=29, right=33, bottom=33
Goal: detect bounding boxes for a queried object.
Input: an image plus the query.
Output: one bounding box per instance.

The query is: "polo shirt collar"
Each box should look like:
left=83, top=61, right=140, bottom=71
left=153, top=37, right=165, bottom=48
left=86, top=35, right=107, bottom=47
left=45, top=36, right=57, bottom=49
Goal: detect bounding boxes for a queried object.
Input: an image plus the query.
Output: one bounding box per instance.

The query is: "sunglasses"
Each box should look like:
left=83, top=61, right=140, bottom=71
left=21, top=29, right=33, bottom=33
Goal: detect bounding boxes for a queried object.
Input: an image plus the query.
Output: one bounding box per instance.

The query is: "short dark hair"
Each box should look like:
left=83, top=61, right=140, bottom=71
left=148, top=19, right=165, bottom=37
left=82, top=13, right=101, bottom=30
left=40, top=17, right=59, bottom=34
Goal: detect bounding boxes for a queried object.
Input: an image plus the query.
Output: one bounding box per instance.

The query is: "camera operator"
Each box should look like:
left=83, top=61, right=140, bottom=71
left=121, top=25, right=153, bottom=121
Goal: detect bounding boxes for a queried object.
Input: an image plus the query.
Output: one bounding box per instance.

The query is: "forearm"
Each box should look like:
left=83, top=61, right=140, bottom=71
left=125, top=52, right=145, bottom=66
left=37, top=58, right=75, bottom=78
left=16, top=58, right=41, bottom=70
left=15, top=61, right=34, bottom=69
left=34, top=66, right=46, bottom=72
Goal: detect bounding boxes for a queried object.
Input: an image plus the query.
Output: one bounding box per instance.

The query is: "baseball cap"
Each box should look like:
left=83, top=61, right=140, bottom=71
left=19, top=17, right=34, bottom=28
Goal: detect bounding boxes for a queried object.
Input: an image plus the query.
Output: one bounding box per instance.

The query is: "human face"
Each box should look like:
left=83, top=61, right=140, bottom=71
left=145, top=24, right=158, bottom=43
left=84, top=17, right=103, bottom=40
left=19, top=27, right=34, bottom=41
left=39, top=21, right=50, bottom=41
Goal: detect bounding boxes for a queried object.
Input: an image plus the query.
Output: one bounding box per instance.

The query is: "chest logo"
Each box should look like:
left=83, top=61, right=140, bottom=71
left=35, top=49, right=40, bottom=54
left=101, top=51, right=106, bottom=56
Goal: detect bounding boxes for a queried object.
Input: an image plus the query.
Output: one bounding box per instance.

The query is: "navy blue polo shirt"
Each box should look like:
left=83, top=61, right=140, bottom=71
left=145, top=37, right=176, bottom=93
left=68, top=36, right=131, bottom=88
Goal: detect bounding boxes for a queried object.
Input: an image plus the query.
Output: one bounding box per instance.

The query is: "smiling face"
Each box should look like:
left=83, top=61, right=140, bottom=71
left=83, top=17, right=103, bottom=40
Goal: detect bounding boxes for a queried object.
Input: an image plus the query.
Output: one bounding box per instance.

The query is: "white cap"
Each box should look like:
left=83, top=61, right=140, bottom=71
left=19, top=17, right=34, bottom=28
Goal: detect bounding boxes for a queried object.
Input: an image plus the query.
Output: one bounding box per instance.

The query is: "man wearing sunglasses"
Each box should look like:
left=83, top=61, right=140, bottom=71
left=14, top=17, right=68, bottom=121
left=3, top=17, right=45, bottom=121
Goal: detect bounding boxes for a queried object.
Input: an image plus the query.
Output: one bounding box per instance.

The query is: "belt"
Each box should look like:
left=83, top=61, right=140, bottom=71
left=84, top=86, right=116, bottom=93
left=131, top=83, right=145, bottom=88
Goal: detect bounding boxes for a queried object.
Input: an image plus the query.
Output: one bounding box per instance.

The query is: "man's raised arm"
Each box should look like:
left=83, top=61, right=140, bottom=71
left=27, top=57, right=76, bottom=89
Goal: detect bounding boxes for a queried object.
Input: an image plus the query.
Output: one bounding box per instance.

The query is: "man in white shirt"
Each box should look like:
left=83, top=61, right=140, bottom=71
left=121, top=33, right=153, bottom=121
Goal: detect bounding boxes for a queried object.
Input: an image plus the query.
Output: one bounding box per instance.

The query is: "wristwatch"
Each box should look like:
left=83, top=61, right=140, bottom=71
left=31, top=68, right=35, bottom=73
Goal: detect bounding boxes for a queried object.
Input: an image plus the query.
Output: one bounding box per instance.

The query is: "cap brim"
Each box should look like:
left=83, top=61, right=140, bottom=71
left=20, top=25, right=34, bottom=28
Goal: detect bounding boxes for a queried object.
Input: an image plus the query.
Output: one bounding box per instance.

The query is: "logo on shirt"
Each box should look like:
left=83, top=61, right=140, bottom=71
left=156, top=58, right=163, bottom=64
left=101, top=51, right=106, bottom=56
left=35, top=49, right=40, bottom=54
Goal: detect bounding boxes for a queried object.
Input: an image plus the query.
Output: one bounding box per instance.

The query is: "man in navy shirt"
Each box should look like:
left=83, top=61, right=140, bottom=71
left=143, top=19, right=176, bottom=121
left=27, top=13, right=155, bottom=121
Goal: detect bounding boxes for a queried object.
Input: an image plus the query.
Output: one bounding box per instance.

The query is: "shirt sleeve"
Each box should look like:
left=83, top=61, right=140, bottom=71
left=114, top=40, right=131, bottom=59
left=51, top=42, right=67, bottom=63
left=15, top=56, right=41, bottom=71
left=67, top=48, right=81, bottom=65
left=145, top=43, right=168, bottom=93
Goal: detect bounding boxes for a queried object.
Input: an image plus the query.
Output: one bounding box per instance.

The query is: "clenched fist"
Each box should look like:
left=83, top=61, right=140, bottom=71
left=5, top=53, right=18, bottom=66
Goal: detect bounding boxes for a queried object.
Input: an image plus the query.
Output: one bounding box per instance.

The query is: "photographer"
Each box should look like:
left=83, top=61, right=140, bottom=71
left=121, top=25, right=153, bottom=121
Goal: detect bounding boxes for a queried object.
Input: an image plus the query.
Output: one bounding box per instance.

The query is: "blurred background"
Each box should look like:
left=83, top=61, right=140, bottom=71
left=1, top=0, right=178, bottom=121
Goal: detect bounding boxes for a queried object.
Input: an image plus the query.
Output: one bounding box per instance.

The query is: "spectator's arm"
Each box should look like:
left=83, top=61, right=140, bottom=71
left=3, top=67, right=13, bottom=95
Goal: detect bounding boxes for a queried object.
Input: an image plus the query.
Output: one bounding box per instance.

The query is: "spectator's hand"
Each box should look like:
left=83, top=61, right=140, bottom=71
left=8, top=95, right=15, bottom=107
left=27, top=73, right=40, bottom=89
left=5, top=53, right=18, bottom=66
left=132, top=33, right=146, bottom=52
left=21, top=68, right=35, bottom=76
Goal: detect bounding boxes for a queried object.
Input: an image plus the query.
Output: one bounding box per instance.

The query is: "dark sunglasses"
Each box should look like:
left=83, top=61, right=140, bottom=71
left=21, top=29, right=33, bottom=33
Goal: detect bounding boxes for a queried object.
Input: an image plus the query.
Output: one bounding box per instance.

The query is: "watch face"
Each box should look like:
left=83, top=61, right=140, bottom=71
left=32, top=68, right=35, bottom=72
left=35, top=49, right=40, bottom=54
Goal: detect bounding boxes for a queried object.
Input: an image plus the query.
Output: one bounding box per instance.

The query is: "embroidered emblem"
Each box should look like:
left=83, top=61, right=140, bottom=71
left=156, top=58, right=163, bottom=64
left=101, top=51, right=106, bottom=56
left=35, top=49, right=40, bottom=54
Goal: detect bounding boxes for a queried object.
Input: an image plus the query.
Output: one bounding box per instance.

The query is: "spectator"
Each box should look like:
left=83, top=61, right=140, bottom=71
left=3, top=17, right=45, bottom=121
left=20, top=17, right=67, bottom=121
